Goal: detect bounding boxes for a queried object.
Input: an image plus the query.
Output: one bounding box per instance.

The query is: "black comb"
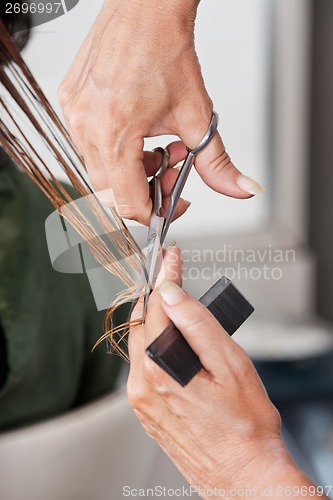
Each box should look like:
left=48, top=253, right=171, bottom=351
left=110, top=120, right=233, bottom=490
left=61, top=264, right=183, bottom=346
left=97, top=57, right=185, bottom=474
left=146, top=277, right=254, bottom=386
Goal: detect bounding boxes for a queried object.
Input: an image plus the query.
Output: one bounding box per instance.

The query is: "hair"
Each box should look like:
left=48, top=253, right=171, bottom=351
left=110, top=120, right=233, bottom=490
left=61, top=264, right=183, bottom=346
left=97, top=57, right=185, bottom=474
left=0, top=19, right=143, bottom=360
left=0, top=0, right=31, bottom=51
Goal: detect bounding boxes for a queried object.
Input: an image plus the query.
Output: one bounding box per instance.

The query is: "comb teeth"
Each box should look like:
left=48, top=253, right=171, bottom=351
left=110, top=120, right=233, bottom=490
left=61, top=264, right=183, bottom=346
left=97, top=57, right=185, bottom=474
left=146, top=276, right=254, bottom=386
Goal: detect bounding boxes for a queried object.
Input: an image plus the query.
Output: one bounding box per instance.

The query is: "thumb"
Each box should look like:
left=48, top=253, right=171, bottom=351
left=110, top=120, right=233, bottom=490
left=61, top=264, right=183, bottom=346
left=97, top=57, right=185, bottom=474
left=179, top=109, right=264, bottom=199
left=158, top=281, right=233, bottom=373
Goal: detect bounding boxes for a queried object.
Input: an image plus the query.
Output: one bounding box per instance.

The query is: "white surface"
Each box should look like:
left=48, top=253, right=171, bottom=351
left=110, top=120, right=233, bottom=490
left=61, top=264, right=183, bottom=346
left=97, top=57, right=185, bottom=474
left=273, top=0, right=312, bottom=240
left=235, top=319, right=333, bottom=361
left=0, top=389, right=196, bottom=500
left=22, top=0, right=271, bottom=238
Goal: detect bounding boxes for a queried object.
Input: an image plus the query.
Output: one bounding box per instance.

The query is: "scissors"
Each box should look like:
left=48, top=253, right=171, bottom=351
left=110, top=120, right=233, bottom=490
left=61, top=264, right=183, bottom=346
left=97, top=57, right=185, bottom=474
left=141, top=111, right=219, bottom=324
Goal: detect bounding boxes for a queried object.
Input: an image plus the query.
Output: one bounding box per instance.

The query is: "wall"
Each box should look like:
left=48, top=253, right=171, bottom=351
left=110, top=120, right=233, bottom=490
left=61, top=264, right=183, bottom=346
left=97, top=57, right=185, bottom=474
left=309, top=0, right=333, bottom=323
left=22, top=0, right=271, bottom=238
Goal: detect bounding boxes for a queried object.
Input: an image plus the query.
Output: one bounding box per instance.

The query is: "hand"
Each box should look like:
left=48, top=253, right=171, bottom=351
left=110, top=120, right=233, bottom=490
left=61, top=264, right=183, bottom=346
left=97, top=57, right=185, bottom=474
left=127, top=247, right=318, bottom=497
left=59, top=0, right=263, bottom=225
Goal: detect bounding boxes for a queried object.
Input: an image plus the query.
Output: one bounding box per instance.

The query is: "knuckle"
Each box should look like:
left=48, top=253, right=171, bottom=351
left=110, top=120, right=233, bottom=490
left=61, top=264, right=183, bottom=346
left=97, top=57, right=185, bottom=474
left=178, top=94, right=213, bottom=140
left=67, top=110, right=85, bottom=136
left=143, top=356, right=165, bottom=382
left=87, top=173, right=106, bottom=193
left=127, top=381, right=148, bottom=410
left=133, top=410, right=150, bottom=433
left=58, top=82, right=68, bottom=106
left=140, top=421, right=157, bottom=440
left=132, top=410, right=158, bottom=439
left=229, top=348, right=253, bottom=379
left=116, top=205, right=139, bottom=221
left=270, top=405, right=282, bottom=429
left=195, top=97, right=214, bottom=127
left=178, top=304, right=211, bottom=335
left=207, top=149, right=233, bottom=175
left=115, top=199, right=151, bottom=224
left=85, top=171, right=109, bottom=198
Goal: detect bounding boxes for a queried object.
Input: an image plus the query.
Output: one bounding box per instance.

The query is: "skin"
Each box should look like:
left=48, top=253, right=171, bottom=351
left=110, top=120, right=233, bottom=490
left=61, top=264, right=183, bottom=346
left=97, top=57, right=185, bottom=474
left=60, top=1, right=317, bottom=494
left=59, top=0, right=262, bottom=225
left=127, top=247, right=320, bottom=498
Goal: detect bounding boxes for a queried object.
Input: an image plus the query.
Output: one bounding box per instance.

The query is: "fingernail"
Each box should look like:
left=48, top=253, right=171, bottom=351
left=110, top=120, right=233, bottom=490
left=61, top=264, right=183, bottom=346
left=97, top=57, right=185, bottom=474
left=159, top=281, right=186, bottom=306
left=166, top=243, right=179, bottom=253
left=184, top=200, right=191, bottom=210
left=236, top=174, right=265, bottom=195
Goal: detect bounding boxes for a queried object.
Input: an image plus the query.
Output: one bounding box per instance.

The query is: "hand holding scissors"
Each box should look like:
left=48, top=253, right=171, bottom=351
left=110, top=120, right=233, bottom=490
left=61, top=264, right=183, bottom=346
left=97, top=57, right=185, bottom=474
left=142, top=111, right=219, bottom=323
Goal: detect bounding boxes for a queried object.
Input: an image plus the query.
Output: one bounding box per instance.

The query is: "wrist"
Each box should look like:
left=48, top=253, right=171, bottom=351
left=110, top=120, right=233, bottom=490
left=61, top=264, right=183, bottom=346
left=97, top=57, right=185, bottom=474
left=239, top=441, right=318, bottom=498
left=199, top=437, right=317, bottom=499
left=104, top=0, right=199, bottom=27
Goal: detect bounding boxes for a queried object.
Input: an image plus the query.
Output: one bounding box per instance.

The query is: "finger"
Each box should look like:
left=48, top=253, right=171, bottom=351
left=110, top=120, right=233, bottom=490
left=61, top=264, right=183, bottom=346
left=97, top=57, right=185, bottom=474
left=143, top=141, right=187, bottom=177
left=145, top=247, right=183, bottom=348
left=61, top=92, right=153, bottom=225
left=127, top=322, right=145, bottom=368
left=160, top=167, right=182, bottom=197
left=82, top=143, right=132, bottom=211
left=158, top=281, right=234, bottom=373
left=178, top=108, right=264, bottom=199
left=162, top=196, right=191, bottom=221
left=131, top=246, right=182, bottom=325
left=154, top=245, right=183, bottom=289
left=128, top=247, right=182, bottom=388
left=195, top=133, right=264, bottom=198
left=158, top=167, right=191, bottom=221
left=80, top=144, right=110, bottom=198
left=96, top=133, right=153, bottom=224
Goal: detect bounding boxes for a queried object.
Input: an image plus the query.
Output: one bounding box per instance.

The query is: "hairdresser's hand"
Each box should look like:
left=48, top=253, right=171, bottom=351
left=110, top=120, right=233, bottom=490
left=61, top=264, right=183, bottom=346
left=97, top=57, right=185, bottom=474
left=59, top=0, right=263, bottom=225
left=127, top=248, right=317, bottom=496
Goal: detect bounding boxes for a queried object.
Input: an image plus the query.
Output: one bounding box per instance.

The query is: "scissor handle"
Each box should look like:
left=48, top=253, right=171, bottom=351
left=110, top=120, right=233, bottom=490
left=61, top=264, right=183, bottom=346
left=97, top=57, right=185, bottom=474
left=160, top=111, right=219, bottom=245
left=150, top=147, right=169, bottom=216
left=190, top=111, right=219, bottom=156
left=152, top=147, right=169, bottom=178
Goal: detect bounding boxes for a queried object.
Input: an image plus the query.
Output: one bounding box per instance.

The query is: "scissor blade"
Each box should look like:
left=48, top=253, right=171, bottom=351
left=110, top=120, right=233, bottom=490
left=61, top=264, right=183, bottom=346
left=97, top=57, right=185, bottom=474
left=142, top=214, right=165, bottom=323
